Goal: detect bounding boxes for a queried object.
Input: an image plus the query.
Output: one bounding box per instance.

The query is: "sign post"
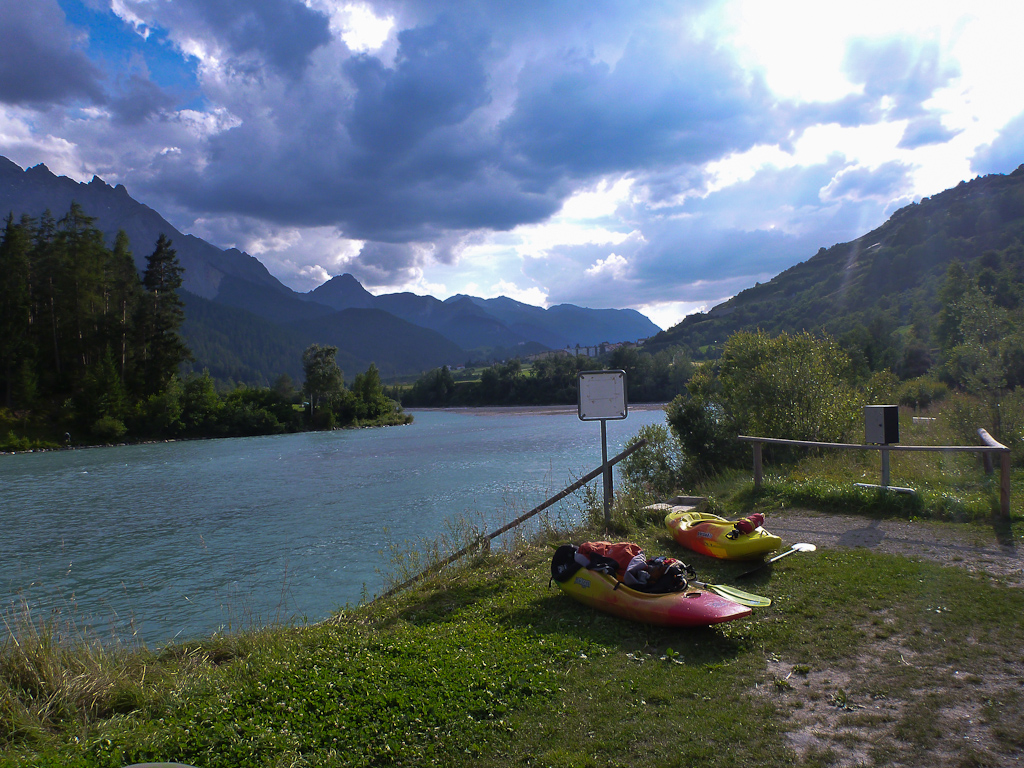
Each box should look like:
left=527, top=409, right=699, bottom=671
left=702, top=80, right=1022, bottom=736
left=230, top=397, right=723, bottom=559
left=577, top=370, right=628, bottom=526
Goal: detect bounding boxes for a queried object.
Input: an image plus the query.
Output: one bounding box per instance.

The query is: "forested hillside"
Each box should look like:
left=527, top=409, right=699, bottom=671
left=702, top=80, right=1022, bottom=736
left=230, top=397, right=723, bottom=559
left=645, top=166, right=1024, bottom=374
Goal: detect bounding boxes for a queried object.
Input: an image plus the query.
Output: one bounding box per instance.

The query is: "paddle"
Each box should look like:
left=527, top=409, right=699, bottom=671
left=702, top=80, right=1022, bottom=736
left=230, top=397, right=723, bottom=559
left=736, top=542, right=817, bottom=579
left=692, top=581, right=772, bottom=608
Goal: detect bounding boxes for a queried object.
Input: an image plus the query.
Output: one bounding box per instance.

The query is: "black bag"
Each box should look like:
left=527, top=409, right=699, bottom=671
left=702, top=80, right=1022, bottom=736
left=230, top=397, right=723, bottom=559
left=550, top=544, right=582, bottom=584
left=637, top=557, right=695, bottom=594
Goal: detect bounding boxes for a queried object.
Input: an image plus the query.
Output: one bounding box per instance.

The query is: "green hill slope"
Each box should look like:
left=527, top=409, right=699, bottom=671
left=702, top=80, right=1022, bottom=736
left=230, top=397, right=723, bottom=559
left=646, top=166, right=1024, bottom=365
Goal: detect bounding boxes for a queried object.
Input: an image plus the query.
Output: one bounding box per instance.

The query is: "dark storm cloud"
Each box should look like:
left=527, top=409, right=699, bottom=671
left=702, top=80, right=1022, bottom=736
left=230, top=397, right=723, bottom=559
left=971, top=111, right=1024, bottom=175
left=122, top=0, right=331, bottom=77
left=0, top=0, right=106, bottom=106
left=347, top=241, right=421, bottom=286
left=194, top=0, right=331, bottom=75
left=145, top=8, right=805, bottom=255
left=344, top=16, right=492, bottom=157
left=109, top=73, right=178, bottom=125
left=499, top=30, right=784, bottom=181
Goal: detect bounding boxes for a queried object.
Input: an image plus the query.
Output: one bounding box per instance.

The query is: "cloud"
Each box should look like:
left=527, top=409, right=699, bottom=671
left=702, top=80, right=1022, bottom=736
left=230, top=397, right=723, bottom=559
left=117, top=0, right=332, bottom=77
left=344, top=15, right=492, bottom=155
left=843, top=36, right=960, bottom=120
left=820, top=161, right=914, bottom=203
left=499, top=27, right=786, bottom=181
left=109, top=73, right=178, bottom=125
left=0, top=0, right=106, bottom=107
left=971, top=110, right=1024, bottom=175
left=898, top=115, right=962, bottom=149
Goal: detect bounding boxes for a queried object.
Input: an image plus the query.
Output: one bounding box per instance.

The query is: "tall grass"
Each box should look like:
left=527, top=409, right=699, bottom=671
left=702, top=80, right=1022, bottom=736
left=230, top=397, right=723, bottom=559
left=0, top=601, right=155, bottom=746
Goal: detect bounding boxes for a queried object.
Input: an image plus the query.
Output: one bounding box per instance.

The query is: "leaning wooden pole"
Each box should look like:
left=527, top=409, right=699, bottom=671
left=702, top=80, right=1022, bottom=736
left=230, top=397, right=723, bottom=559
left=376, top=439, right=647, bottom=600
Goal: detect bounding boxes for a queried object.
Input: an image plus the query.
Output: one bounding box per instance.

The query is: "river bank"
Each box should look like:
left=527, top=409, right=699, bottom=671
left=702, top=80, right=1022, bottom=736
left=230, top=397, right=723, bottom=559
left=4, top=491, right=1022, bottom=768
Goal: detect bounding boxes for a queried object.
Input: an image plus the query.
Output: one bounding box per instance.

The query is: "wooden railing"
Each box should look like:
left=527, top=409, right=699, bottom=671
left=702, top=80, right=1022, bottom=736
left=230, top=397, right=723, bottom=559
left=737, top=430, right=1012, bottom=519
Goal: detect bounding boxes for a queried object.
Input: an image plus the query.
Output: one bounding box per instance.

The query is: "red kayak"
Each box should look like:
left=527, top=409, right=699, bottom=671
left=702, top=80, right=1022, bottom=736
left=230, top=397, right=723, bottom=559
left=555, top=568, right=751, bottom=627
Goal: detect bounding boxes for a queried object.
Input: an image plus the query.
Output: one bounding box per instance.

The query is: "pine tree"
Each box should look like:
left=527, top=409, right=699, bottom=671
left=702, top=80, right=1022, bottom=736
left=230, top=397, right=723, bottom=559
left=58, top=202, right=108, bottom=372
left=106, top=230, right=142, bottom=383
left=0, top=215, right=34, bottom=408
left=136, top=234, right=191, bottom=397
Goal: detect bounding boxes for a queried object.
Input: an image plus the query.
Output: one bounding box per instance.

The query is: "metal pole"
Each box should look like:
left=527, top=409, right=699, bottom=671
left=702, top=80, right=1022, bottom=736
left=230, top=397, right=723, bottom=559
left=601, top=418, right=611, bottom=526
left=881, top=448, right=890, bottom=488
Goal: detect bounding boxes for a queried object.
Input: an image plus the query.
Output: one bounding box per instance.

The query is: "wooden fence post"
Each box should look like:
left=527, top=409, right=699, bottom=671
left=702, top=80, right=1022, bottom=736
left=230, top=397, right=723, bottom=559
left=753, top=442, right=763, bottom=489
left=1001, top=451, right=1011, bottom=520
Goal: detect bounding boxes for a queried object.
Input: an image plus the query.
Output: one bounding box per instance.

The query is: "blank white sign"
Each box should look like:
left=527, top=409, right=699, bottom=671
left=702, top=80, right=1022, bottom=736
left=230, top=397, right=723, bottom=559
left=577, top=370, right=627, bottom=421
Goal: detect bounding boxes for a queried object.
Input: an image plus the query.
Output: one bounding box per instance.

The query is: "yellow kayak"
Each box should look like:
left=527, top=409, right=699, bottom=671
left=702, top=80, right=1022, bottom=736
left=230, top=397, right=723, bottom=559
left=666, top=510, right=782, bottom=560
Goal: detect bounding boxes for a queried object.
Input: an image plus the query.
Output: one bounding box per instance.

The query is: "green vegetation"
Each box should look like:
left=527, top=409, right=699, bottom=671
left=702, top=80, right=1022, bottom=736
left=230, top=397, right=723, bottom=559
left=0, top=205, right=409, bottom=447
left=402, top=346, right=692, bottom=407
left=0, top=205, right=191, bottom=445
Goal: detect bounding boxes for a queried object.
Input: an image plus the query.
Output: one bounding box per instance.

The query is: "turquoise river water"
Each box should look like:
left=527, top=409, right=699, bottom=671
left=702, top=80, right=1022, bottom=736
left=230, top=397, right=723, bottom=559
left=1, top=406, right=667, bottom=645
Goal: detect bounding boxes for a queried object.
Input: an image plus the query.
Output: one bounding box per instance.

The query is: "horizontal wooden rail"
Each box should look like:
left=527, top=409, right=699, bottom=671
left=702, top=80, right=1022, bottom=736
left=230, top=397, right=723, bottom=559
left=737, top=435, right=1010, bottom=453
left=738, top=432, right=1011, bottom=519
left=375, top=438, right=648, bottom=600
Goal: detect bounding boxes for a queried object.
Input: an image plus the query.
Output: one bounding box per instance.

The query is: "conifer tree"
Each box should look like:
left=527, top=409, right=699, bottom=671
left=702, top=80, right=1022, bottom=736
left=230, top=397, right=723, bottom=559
left=0, top=215, right=33, bottom=408
left=136, top=234, right=190, bottom=396
left=106, top=230, right=142, bottom=381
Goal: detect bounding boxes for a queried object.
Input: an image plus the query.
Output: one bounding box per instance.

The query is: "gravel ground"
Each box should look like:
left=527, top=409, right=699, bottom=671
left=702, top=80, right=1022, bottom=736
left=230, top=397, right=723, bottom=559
left=766, top=509, right=1024, bottom=585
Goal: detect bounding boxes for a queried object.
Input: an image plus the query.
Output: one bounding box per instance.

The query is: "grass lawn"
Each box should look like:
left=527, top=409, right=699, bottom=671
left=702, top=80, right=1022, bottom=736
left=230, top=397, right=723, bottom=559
left=3, top=490, right=1023, bottom=767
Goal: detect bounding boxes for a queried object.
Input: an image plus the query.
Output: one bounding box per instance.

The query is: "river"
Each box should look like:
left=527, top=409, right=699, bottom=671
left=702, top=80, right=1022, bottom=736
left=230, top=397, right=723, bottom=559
left=1, top=406, right=667, bottom=645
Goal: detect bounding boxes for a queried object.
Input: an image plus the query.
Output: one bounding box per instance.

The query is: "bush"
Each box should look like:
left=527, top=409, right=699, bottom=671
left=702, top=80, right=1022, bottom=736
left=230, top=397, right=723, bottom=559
left=91, top=416, right=127, bottom=442
left=619, top=423, right=682, bottom=498
left=665, top=394, right=745, bottom=481
left=719, top=330, right=862, bottom=443
left=898, top=376, right=949, bottom=410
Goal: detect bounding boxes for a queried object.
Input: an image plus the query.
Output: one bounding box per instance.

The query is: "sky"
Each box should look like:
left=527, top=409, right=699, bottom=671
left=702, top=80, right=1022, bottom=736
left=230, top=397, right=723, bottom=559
left=2, top=0, right=1024, bottom=329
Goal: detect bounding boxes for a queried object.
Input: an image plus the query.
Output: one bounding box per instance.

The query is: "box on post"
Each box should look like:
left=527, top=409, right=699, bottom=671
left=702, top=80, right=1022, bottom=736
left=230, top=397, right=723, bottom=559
left=865, top=405, right=899, bottom=445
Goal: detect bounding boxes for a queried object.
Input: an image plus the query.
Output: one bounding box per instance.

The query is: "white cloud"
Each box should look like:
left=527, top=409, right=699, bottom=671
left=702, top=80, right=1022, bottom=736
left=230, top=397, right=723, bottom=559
left=635, top=299, right=709, bottom=331
left=486, top=280, right=549, bottom=307
left=585, top=252, right=628, bottom=278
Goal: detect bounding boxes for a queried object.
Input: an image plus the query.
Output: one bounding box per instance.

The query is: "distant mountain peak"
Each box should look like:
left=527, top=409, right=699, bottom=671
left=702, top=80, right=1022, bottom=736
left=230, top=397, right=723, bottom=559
left=307, top=273, right=376, bottom=310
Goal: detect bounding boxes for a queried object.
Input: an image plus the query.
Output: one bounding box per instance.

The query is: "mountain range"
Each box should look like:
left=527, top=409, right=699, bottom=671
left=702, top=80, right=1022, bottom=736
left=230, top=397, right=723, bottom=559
left=0, top=157, right=660, bottom=383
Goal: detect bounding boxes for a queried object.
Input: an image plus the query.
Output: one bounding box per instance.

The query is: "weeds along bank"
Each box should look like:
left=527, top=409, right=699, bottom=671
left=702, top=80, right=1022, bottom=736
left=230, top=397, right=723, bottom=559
left=2, top=459, right=1023, bottom=768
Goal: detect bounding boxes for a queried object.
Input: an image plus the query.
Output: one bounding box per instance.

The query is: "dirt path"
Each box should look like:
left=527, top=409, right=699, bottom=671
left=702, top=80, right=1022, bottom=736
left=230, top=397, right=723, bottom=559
left=765, top=510, right=1023, bottom=585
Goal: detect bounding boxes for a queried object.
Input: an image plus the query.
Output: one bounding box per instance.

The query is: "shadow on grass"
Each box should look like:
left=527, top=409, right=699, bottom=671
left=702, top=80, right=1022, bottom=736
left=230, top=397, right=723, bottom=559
left=505, top=587, right=750, bottom=667
left=394, top=578, right=513, bottom=625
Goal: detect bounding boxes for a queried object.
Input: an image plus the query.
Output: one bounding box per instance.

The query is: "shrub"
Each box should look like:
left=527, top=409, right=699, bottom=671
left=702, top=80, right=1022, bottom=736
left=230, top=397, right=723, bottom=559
left=718, top=330, right=862, bottom=443
left=898, top=376, right=949, bottom=410
left=665, top=394, right=746, bottom=481
left=91, top=416, right=127, bottom=442
left=619, top=423, right=682, bottom=498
